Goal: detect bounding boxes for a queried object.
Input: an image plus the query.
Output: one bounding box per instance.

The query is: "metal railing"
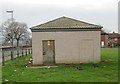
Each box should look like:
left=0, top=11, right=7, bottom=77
left=1, top=47, right=32, bottom=66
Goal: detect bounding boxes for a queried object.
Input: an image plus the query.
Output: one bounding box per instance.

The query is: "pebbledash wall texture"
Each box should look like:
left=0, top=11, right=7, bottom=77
left=30, top=16, right=103, bottom=65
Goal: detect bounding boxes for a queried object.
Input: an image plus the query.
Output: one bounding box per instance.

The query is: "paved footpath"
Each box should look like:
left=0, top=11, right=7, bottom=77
left=101, top=48, right=119, bottom=50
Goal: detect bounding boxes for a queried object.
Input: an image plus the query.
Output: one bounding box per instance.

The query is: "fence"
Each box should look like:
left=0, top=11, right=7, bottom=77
left=2, top=47, right=32, bottom=66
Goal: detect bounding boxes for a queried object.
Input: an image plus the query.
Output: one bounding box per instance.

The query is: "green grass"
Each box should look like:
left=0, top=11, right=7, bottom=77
left=2, top=48, right=118, bottom=82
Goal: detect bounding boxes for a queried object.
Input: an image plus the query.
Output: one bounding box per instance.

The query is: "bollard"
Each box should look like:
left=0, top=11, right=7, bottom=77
left=26, top=49, right=27, bottom=56
left=31, top=48, right=32, bottom=54
left=22, top=49, right=23, bottom=56
left=11, top=50, right=14, bottom=60
left=29, top=49, right=30, bottom=54
left=2, top=51, right=5, bottom=66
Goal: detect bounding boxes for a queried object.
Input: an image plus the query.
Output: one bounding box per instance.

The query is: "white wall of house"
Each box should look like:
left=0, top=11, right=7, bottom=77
left=32, top=31, right=100, bottom=65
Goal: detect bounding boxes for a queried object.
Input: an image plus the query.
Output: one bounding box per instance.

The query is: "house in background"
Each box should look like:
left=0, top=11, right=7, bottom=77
left=101, top=30, right=108, bottom=47
left=108, top=32, right=120, bottom=47
left=30, top=16, right=102, bottom=66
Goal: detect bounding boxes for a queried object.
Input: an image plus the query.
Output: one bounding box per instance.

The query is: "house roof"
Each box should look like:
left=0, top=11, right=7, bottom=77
left=30, top=16, right=103, bottom=32
left=108, top=33, right=120, bottom=38
left=101, top=30, right=108, bottom=35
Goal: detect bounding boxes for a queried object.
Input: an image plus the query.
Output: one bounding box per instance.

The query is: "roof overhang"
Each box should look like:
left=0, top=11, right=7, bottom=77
left=30, top=27, right=102, bottom=32
left=101, top=33, right=108, bottom=35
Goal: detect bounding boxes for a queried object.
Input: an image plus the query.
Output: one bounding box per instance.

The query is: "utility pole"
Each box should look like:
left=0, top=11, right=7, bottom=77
left=6, top=10, right=14, bottom=60
left=6, top=10, right=13, bottom=22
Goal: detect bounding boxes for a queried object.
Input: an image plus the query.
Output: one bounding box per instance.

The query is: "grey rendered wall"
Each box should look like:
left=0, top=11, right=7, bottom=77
left=32, top=31, right=100, bottom=65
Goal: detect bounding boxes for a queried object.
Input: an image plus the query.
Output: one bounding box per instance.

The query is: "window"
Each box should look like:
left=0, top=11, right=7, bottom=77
left=115, top=38, right=118, bottom=41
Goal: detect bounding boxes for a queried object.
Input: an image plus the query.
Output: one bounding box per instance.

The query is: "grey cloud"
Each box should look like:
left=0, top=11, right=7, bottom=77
left=1, top=2, right=118, bottom=32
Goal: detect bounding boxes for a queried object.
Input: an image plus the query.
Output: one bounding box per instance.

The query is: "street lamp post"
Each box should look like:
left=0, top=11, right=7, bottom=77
left=6, top=10, right=13, bottom=22
left=6, top=10, right=14, bottom=60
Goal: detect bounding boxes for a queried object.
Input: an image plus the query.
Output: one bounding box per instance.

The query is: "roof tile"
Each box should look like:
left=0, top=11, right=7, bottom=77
left=31, top=16, right=103, bottom=29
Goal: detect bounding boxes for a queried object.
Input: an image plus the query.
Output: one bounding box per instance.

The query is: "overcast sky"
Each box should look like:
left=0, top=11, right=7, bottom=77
left=0, top=0, right=119, bottom=33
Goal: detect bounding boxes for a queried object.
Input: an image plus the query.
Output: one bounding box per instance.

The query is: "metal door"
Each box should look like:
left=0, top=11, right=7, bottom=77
left=80, top=39, right=94, bottom=62
left=42, top=40, right=55, bottom=65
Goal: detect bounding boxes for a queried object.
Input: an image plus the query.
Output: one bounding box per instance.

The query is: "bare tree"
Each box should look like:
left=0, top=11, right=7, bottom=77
left=14, top=22, right=28, bottom=47
left=20, top=31, right=31, bottom=47
left=2, top=20, right=15, bottom=47
left=2, top=19, right=30, bottom=58
left=2, top=19, right=16, bottom=59
left=13, top=22, right=29, bottom=57
left=23, top=31, right=31, bottom=46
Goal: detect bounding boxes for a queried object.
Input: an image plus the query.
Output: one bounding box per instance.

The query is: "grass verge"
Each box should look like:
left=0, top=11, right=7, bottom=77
left=2, top=48, right=118, bottom=82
